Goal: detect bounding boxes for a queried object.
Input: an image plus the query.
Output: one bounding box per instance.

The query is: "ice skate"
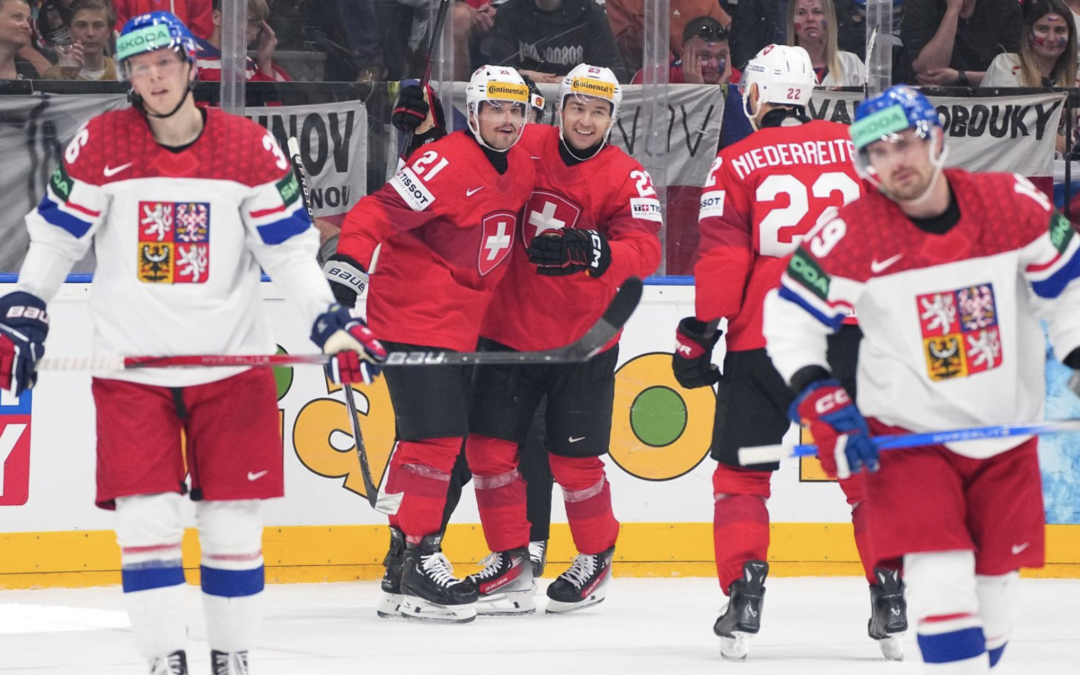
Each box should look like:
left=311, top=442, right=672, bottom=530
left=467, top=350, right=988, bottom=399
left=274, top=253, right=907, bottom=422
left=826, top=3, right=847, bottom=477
left=377, top=526, right=406, bottom=619
left=713, top=560, right=768, bottom=661
left=211, top=650, right=248, bottom=675
left=868, top=567, right=907, bottom=661
left=529, top=539, right=548, bottom=579
left=399, top=533, right=478, bottom=623
left=468, top=548, right=536, bottom=615
left=545, top=546, right=613, bottom=614
left=149, top=650, right=187, bottom=675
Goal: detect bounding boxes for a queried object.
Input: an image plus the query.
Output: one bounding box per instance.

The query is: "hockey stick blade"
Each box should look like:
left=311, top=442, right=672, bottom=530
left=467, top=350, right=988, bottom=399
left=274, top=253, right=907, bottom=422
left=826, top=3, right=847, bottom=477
left=37, top=277, right=644, bottom=372
left=738, top=418, right=1080, bottom=466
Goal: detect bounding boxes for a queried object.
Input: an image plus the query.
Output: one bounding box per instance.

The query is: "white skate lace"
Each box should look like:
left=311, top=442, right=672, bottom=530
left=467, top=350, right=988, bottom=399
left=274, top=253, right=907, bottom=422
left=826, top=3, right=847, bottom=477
left=560, top=553, right=598, bottom=589
left=151, top=653, right=185, bottom=675
left=528, top=541, right=546, bottom=563
left=421, top=551, right=462, bottom=588
left=474, top=552, right=505, bottom=580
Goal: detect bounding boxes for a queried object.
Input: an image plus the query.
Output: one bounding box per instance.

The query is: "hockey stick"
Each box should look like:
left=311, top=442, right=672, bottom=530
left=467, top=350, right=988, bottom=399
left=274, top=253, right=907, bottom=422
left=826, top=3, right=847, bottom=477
left=738, top=418, right=1080, bottom=466
left=37, top=277, right=643, bottom=372
left=398, top=0, right=452, bottom=159
left=287, top=136, right=379, bottom=509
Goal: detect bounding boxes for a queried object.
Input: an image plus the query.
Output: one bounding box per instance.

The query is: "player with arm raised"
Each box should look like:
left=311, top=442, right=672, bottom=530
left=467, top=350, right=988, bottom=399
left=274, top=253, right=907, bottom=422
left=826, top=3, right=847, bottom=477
left=0, top=12, right=384, bottom=675
left=764, top=85, right=1080, bottom=675
left=462, top=64, right=662, bottom=616
left=672, top=44, right=905, bottom=661
left=324, top=65, right=536, bottom=624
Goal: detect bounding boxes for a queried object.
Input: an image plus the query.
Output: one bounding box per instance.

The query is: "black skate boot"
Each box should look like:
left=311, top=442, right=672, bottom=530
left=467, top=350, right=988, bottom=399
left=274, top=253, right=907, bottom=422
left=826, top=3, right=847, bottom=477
left=377, top=526, right=406, bottom=619
left=529, top=540, right=548, bottom=579
left=713, top=560, right=768, bottom=661
left=868, top=567, right=907, bottom=661
left=467, top=548, right=536, bottom=615
left=545, top=546, right=614, bottom=614
left=148, top=650, right=187, bottom=675
left=211, top=650, right=248, bottom=675
left=399, top=533, right=478, bottom=623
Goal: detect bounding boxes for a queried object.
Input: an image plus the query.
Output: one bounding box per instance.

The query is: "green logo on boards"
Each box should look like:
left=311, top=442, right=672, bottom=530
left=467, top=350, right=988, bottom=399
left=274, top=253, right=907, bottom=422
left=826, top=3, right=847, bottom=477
left=789, top=248, right=831, bottom=300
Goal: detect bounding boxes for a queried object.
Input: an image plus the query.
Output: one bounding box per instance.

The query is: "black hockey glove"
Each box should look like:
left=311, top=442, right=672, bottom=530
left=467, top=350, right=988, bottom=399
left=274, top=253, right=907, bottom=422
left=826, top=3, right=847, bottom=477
left=1065, top=347, right=1080, bottom=398
left=528, top=229, right=612, bottom=277
left=391, top=83, right=446, bottom=133
left=672, top=317, right=721, bottom=389
left=0, top=291, right=49, bottom=396
left=322, top=253, right=368, bottom=309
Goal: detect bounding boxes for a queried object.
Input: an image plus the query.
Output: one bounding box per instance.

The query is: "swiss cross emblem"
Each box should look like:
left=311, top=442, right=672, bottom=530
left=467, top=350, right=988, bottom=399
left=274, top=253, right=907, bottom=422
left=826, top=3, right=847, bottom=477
left=479, top=211, right=516, bottom=276
left=522, top=190, right=582, bottom=250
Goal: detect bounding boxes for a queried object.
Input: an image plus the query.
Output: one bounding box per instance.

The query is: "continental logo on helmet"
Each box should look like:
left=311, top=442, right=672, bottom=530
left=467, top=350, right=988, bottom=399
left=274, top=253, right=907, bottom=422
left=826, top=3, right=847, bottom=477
left=116, top=24, right=173, bottom=61
left=571, top=77, right=616, bottom=99
left=485, top=82, right=529, bottom=103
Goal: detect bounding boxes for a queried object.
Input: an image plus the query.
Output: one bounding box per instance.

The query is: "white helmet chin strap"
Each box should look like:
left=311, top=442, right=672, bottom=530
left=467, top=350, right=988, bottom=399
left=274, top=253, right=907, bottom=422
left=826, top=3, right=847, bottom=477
left=557, top=95, right=616, bottom=162
left=469, top=104, right=519, bottom=153
left=742, top=85, right=762, bottom=131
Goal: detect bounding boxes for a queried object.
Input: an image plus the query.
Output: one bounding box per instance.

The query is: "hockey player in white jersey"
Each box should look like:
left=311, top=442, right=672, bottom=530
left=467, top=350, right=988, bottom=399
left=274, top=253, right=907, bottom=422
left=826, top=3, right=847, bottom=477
left=763, top=85, right=1080, bottom=674
left=0, top=11, right=384, bottom=675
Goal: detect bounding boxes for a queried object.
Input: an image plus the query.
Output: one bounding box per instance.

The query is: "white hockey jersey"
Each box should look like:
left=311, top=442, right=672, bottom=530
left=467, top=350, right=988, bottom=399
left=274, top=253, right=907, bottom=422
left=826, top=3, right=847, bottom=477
left=764, top=169, right=1080, bottom=458
left=15, top=106, right=333, bottom=387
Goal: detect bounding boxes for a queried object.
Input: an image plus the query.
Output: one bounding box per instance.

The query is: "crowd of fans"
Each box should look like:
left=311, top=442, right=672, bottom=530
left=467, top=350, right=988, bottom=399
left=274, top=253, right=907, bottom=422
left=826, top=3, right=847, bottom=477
left=1, top=0, right=1079, bottom=87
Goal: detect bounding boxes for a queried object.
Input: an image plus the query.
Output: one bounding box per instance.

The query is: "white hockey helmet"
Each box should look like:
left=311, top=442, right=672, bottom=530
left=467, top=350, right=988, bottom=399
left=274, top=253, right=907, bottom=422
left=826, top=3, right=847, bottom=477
left=740, top=44, right=817, bottom=128
left=557, top=64, right=623, bottom=155
left=465, top=65, right=531, bottom=152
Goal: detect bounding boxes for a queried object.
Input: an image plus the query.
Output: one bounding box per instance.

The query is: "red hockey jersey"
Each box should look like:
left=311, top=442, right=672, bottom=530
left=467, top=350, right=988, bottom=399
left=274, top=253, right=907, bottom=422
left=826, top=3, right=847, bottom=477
left=481, top=125, right=662, bottom=352
left=695, top=119, right=863, bottom=352
left=338, top=130, right=536, bottom=352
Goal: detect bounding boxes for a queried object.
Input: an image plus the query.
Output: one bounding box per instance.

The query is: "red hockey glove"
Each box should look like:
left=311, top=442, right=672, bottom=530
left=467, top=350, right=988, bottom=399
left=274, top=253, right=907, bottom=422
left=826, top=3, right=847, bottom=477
left=311, top=305, right=386, bottom=385
left=527, top=229, right=611, bottom=277
left=790, top=379, right=878, bottom=479
left=0, top=292, right=49, bottom=396
left=672, top=317, right=721, bottom=389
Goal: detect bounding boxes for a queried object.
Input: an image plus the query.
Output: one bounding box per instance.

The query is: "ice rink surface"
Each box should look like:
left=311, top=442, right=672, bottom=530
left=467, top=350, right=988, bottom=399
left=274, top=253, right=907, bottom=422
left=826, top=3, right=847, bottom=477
left=0, top=577, right=1076, bottom=674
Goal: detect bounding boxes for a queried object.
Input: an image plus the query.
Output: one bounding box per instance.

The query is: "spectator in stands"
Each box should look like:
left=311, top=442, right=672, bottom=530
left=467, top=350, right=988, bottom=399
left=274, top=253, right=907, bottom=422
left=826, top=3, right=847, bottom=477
left=902, top=0, right=1022, bottom=86
left=488, top=0, right=626, bottom=83
left=0, top=0, right=37, bottom=79
left=113, top=0, right=211, bottom=38
left=731, top=0, right=864, bottom=68
left=43, top=0, right=116, bottom=79
left=607, top=0, right=731, bottom=74
left=335, top=0, right=385, bottom=81
left=984, top=0, right=1077, bottom=86
left=788, top=0, right=866, bottom=85
left=451, top=0, right=497, bottom=80
left=373, top=0, right=425, bottom=81
left=984, top=0, right=1077, bottom=155
left=197, top=0, right=290, bottom=82
left=631, top=16, right=740, bottom=84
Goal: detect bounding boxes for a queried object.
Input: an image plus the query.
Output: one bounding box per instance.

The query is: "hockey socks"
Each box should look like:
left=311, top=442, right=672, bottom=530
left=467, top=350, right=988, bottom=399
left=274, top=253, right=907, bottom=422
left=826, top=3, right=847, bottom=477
left=550, top=455, right=619, bottom=554
left=838, top=474, right=878, bottom=585
left=197, top=501, right=265, bottom=658
left=712, top=465, right=770, bottom=593
left=465, top=434, right=531, bottom=552
left=381, top=438, right=461, bottom=543
left=116, top=494, right=187, bottom=660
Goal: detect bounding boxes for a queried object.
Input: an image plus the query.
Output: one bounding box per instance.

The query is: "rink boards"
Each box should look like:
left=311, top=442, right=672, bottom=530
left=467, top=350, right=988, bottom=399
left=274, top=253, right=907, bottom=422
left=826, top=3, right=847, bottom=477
left=0, top=282, right=1077, bottom=588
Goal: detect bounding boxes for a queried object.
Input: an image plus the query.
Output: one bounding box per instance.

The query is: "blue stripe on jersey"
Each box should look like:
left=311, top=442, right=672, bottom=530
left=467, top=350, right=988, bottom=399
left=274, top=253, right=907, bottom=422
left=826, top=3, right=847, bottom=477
left=37, top=192, right=93, bottom=239
left=917, top=627, right=986, bottom=664
left=988, top=643, right=1006, bottom=667
left=200, top=565, right=265, bottom=598
left=1032, top=247, right=1080, bottom=299
left=778, top=284, right=844, bottom=331
left=121, top=564, right=185, bottom=593
left=256, top=209, right=310, bottom=245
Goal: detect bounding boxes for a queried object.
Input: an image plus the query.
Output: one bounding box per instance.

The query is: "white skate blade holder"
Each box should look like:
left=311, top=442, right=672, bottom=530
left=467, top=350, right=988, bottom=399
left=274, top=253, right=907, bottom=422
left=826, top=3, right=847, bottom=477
left=720, top=633, right=751, bottom=661
left=376, top=592, right=404, bottom=619
left=877, top=633, right=904, bottom=661
left=545, top=586, right=608, bottom=615
left=399, top=596, right=477, bottom=623
left=476, top=587, right=537, bottom=616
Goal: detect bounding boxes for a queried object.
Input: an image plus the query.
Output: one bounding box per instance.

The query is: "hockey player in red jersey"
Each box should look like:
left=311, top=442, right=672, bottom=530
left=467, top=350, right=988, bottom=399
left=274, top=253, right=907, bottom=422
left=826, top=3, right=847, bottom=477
left=325, top=65, right=536, bottom=623
left=0, top=12, right=384, bottom=675
left=765, top=85, right=1079, bottom=675
left=462, top=64, right=662, bottom=616
left=672, top=44, right=905, bottom=660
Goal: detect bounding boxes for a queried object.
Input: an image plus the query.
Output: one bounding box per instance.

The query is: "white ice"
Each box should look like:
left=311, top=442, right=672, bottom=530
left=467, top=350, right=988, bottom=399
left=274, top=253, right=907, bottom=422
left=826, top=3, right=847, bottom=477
left=0, top=577, right=1076, bottom=674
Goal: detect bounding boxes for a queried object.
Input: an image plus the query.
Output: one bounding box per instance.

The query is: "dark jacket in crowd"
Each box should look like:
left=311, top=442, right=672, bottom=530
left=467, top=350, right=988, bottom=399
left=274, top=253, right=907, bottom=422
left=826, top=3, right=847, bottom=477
left=900, top=0, right=1022, bottom=80
left=488, top=0, right=629, bottom=83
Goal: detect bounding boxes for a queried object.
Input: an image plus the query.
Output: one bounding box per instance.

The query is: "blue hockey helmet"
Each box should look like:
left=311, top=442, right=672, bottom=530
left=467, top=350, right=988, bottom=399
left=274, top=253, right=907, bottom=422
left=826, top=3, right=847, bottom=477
left=116, top=11, right=198, bottom=80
